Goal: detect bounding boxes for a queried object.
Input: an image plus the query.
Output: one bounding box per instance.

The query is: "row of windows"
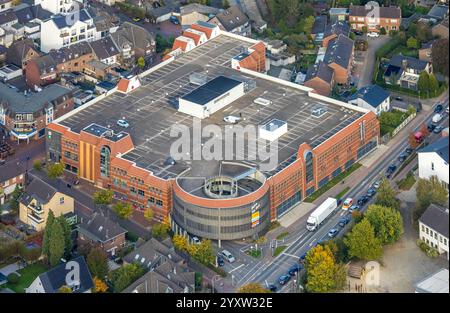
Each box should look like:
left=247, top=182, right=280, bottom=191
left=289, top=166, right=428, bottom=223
left=130, top=177, right=145, bottom=186
left=274, top=171, right=301, bottom=194
left=422, top=225, right=448, bottom=246
left=63, top=140, right=78, bottom=150
left=276, top=191, right=302, bottom=218
left=63, top=150, right=78, bottom=161
left=147, top=197, right=163, bottom=208
left=112, top=167, right=127, bottom=177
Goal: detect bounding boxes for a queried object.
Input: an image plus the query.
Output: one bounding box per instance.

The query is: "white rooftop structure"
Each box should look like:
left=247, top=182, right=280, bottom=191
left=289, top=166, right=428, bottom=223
left=259, top=119, right=287, bottom=142
left=415, top=268, right=449, bottom=293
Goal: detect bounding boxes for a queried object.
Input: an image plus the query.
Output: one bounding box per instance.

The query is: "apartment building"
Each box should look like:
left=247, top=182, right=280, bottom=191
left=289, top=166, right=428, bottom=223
left=19, top=177, right=75, bottom=231
left=384, top=55, right=433, bottom=90
left=349, top=5, right=401, bottom=32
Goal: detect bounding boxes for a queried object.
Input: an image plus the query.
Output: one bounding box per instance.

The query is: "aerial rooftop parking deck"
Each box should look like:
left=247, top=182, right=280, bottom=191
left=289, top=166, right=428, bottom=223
left=59, top=34, right=364, bottom=180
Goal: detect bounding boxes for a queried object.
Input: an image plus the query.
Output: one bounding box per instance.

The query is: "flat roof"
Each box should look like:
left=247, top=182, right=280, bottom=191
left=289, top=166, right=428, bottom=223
left=180, top=75, right=242, bottom=105
left=59, top=34, right=364, bottom=180
left=415, top=269, right=449, bottom=293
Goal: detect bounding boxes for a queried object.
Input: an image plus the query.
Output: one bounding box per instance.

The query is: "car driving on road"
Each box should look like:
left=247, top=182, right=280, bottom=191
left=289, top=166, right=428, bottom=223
left=338, top=216, right=350, bottom=227
left=288, top=264, right=303, bottom=276
left=366, top=187, right=376, bottom=198
left=349, top=205, right=360, bottom=213
left=342, top=198, right=353, bottom=210
left=220, top=250, right=236, bottom=263
left=328, top=228, right=340, bottom=238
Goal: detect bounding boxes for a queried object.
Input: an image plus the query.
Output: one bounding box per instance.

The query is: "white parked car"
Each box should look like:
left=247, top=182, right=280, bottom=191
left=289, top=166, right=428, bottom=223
left=223, top=115, right=241, bottom=124
left=117, top=119, right=130, bottom=128
left=367, top=32, right=380, bottom=38
left=192, top=236, right=201, bottom=245
left=220, top=250, right=236, bottom=263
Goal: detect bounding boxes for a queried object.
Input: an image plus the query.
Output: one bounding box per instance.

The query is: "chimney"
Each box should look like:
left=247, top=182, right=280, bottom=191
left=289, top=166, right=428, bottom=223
left=401, top=59, right=408, bottom=70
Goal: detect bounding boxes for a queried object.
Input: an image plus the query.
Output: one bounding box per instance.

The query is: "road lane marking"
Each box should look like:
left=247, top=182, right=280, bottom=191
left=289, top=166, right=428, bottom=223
left=229, top=264, right=244, bottom=273
left=282, top=252, right=298, bottom=258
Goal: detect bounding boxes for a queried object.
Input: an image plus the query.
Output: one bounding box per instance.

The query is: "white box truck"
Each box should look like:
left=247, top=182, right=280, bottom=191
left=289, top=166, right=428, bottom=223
left=306, top=197, right=338, bottom=231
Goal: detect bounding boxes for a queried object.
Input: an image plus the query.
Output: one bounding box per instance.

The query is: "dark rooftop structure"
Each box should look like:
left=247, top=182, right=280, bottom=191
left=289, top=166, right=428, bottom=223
left=89, top=37, right=119, bottom=61
left=324, top=34, right=354, bottom=69
left=13, top=4, right=53, bottom=24
left=418, top=136, right=449, bottom=163
left=389, top=55, right=429, bottom=72
left=312, top=15, right=327, bottom=35
left=33, top=256, right=94, bottom=293
left=124, top=237, right=182, bottom=269
left=324, top=20, right=350, bottom=38
left=49, top=42, right=93, bottom=64
left=349, top=5, right=401, bottom=19
left=428, top=4, right=449, bottom=20
left=305, top=61, right=334, bottom=84
left=6, top=38, right=39, bottom=67
left=20, top=177, right=57, bottom=207
left=348, top=85, right=390, bottom=108
left=211, top=5, right=249, bottom=31
left=78, top=212, right=127, bottom=243
left=180, top=75, right=242, bottom=105
left=419, top=204, right=449, bottom=238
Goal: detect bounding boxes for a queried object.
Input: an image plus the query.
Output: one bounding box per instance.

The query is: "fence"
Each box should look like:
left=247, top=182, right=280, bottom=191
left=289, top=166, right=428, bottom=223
left=381, top=111, right=416, bottom=143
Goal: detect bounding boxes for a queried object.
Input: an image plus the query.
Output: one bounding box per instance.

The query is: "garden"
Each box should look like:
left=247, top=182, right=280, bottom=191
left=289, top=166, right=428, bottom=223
left=4, top=262, right=48, bottom=293
left=378, top=108, right=416, bottom=137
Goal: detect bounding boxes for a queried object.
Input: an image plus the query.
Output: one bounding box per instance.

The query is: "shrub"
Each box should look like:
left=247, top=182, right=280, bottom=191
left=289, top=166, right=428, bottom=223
left=416, top=239, right=439, bottom=258
left=7, top=273, right=19, bottom=284
left=380, top=27, right=387, bottom=35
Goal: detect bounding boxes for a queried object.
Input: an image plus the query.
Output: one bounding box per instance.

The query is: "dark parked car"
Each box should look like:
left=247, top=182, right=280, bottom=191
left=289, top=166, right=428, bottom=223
left=366, top=187, right=376, bottom=197
left=288, top=264, right=303, bottom=276
left=434, top=104, right=443, bottom=113
left=398, top=152, right=408, bottom=162
left=267, top=284, right=278, bottom=292
left=164, top=157, right=176, bottom=166
left=298, top=253, right=307, bottom=263
left=338, top=216, right=350, bottom=227
left=357, top=195, right=369, bottom=206
left=353, top=30, right=364, bottom=36
left=428, top=123, right=436, bottom=132
left=405, top=147, right=413, bottom=155
left=278, top=274, right=291, bottom=285
left=349, top=205, right=360, bottom=213
left=217, top=255, right=225, bottom=267
left=337, top=198, right=343, bottom=206
left=386, top=164, right=397, bottom=177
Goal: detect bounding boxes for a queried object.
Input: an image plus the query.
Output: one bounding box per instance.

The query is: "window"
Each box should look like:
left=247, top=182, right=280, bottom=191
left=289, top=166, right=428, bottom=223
left=431, top=162, right=434, bottom=171
left=305, top=151, right=314, bottom=183
left=60, top=197, right=64, bottom=204
left=100, top=146, right=111, bottom=178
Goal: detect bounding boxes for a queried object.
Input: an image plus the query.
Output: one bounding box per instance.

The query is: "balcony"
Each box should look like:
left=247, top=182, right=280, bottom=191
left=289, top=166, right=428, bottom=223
left=60, top=32, right=69, bottom=38
left=11, top=128, right=37, bottom=140
left=28, top=213, right=44, bottom=224
left=28, top=202, right=44, bottom=214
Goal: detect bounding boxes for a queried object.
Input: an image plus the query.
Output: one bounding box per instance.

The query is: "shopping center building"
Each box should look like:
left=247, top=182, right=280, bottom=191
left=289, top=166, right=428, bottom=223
left=46, top=23, right=380, bottom=242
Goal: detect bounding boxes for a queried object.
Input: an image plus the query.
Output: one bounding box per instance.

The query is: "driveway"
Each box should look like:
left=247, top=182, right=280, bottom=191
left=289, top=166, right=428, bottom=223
left=357, top=35, right=392, bottom=88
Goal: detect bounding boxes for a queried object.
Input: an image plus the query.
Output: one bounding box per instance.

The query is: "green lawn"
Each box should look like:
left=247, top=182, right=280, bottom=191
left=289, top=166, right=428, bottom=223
left=246, top=249, right=262, bottom=258
left=276, top=232, right=289, bottom=240
left=273, top=245, right=287, bottom=257
left=335, top=187, right=350, bottom=200
left=396, top=172, right=417, bottom=190
left=5, top=263, right=48, bottom=293
left=304, top=163, right=362, bottom=203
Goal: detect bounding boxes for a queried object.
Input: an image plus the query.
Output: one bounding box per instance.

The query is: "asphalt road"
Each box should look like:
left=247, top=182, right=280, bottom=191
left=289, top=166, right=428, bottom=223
left=236, top=96, right=449, bottom=292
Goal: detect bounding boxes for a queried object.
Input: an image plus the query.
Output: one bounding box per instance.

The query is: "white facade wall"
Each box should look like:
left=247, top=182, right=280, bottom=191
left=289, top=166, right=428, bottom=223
left=418, top=152, right=449, bottom=188
left=419, top=221, right=449, bottom=259
left=37, top=0, right=76, bottom=15
left=0, top=1, right=12, bottom=12
left=348, top=97, right=390, bottom=115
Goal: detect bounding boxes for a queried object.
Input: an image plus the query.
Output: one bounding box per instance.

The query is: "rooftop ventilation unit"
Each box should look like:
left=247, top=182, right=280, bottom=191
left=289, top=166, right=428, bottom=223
left=259, top=119, right=288, bottom=141
left=254, top=97, right=272, bottom=106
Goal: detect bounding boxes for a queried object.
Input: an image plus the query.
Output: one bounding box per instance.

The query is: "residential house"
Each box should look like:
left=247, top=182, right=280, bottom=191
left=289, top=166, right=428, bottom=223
left=0, top=163, right=25, bottom=206
left=322, top=20, right=350, bottom=48
left=24, top=55, right=58, bottom=88
left=311, top=15, right=327, bottom=42
left=77, top=212, right=127, bottom=257
left=6, top=38, right=40, bottom=69
left=208, top=5, right=251, bottom=37
left=0, top=10, right=17, bottom=30
left=109, top=22, right=156, bottom=66
left=348, top=85, right=390, bottom=115
left=13, top=4, right=53, bottom=40
left=0, top=26, right=13, bottom=47
left=419, top=40, right=435, bottom=61
left=323, top=34, right=354, bottom=84
left=0, top=82, right=74, bottom=142
left=384, top=55, right=432, bottom=90
left=432, top=16, right=449, bottom=38
left=419, top=204, right=449, bottom=259
left=179, top=3, right=221, bottom=27
left=0, top=1, right=12, bottom=13
left=19, top=177, right=75, bottom=231
left=427, top=4, right=449, bottom=20
left=89, top=36, right=120, bottom=65
left=418, top=136, right=449, bottom=189
left=414, top=268, right=449, bottom=293
left=40, top=9, right=97, bottom=53
left=349, top=5, right=401, bottom=32
left=303, top=61, right=335, bottom=96
left=35, top=0, right=77, bottom=15
left=90, top=9, right=120, bottom=39
left=329, top=8, right=349, bottom=23
left=26, top=256, right=94, bottom=293
left=83, top=59, right=119, bottom=80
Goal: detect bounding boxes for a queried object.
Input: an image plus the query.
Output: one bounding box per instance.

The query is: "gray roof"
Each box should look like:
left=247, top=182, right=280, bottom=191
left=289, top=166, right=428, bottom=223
left=180, top=3, right=221, bottom=16
left=6, top=38, right=39, bottom=67
left=305, top=60, right=334, bottom=84
left=181, top=75, right=242, bottom=105
left=324, top=21, right=350, bottom=38
left=0, top=82, right=72, bottom=115
left=52, top=9, right=92, bottom=29
left=348, top=85, right=390, bottom=108
left=324, top=34, right=354, bottom=69
left=123, top=238, right=182, bottom=269
left=109, top=22, right=155, bottom=54
left=14, top=4, right=53, bottom=24
left=419, top=204, right=449, bottom=238
left=428, top=4, right=449, bottom=20
left=49, top=41, right=93, bottom=64
left=78, top=212, right=127, bottom=243
left=20, top=177, right=57, bottom=207
left=418, top=135, right=449, bottom=163
left=329, top=8, right=349, bottom=15
left=312, top=15, right=327, bottom=35
left=0, top=162, right=25, bottom=183
left=37, top=256, right=94, bottom=293
left=30, top=54, right=56, bottom=75
left=0, top=10, right=17, bottom=26
left=389, top=55, right=429, bottom=71
left=349, top=5, right=401, bottom=19
left=212, top=5, right=248, bottom=31
left=415, top=268, right=449, bottom=293
left=89, top=37, right=119, bottom=61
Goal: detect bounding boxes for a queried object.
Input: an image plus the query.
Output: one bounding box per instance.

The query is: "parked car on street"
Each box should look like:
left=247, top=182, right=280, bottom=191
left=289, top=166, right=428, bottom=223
left=266, top=284, right=277, bottom=292
left=288, top=263, right=303, bottom=276
left=278, top=274, right=291, bottom=285
left=434, top=104, right=443, bottom=113
left=349, top=205, right=360, bottom=213
left=405, top=147, right=413, bottom=155
left=366, top=187, right=376, bottom=197
left=217, top=255, right=225, bottom=267
left=338, top=216, right=350, bottom=227
left=433, top=125, right=444, bottom=134
left=328, top=228, right=340, bottom=238
left=117, top=119, right=130, bottom=128
left=398, top=152, right=408, bottom=162
left=220, top=250, right=236, bottom=263
left=357, top=195, right=369, bottom=206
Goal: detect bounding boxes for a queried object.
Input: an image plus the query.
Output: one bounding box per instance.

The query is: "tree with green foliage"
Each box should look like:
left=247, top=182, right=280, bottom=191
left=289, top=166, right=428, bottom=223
left=428, top=73, right=439, bottom=96
left=323, top=238, right=349, bottom=264
left=303, top=16, right=315, bottom=35
left=418, top=71, right=430, bottom=95
left=431, top=38, right=449, bottom=77
left=110, top=263, right=145, bottom=292
left=93, top=189, right=114, bottom=206
left=151, top=223, right=170, bottom=239
left=222, top=0, right=230, bottom=9
left=406, top=37, right=418, bottom=49
left=113, top=202, right=133, bottom=219
left=49, top=220, right=65, bottom=267
left=137, top=56, right=145, bottom=69
left=416, top=176, right=449, bottom=212
left=416, top=22, right=432, bottom=43
left=362, top=26, right=368, bottom=33
left=380, top=27, right=387, bottom=35
left=57, top=215, right=73, bottom=258
left=87, top=247, right=109, bottom=280
left=33, top=159, right=42, bottom=171
left=305, top=245, right=346, bottom=293
left=238, top=283, right=270, bottom=293
left=144, top=208, right=154, bottom=222
left=375, top=178, right=400, bottom=210
left=47, top=162, right=64, bottom=179
left=42, top=210, right=55, bottom=258
left=173, top=234, right=189, bottom=251
left=365, top=204, right=404, bottom=245
left=8, top=185, right=23, bottom=212
left=344, top=218, right=382, bottom=261
left=188, top=239, right=215, bottom=265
